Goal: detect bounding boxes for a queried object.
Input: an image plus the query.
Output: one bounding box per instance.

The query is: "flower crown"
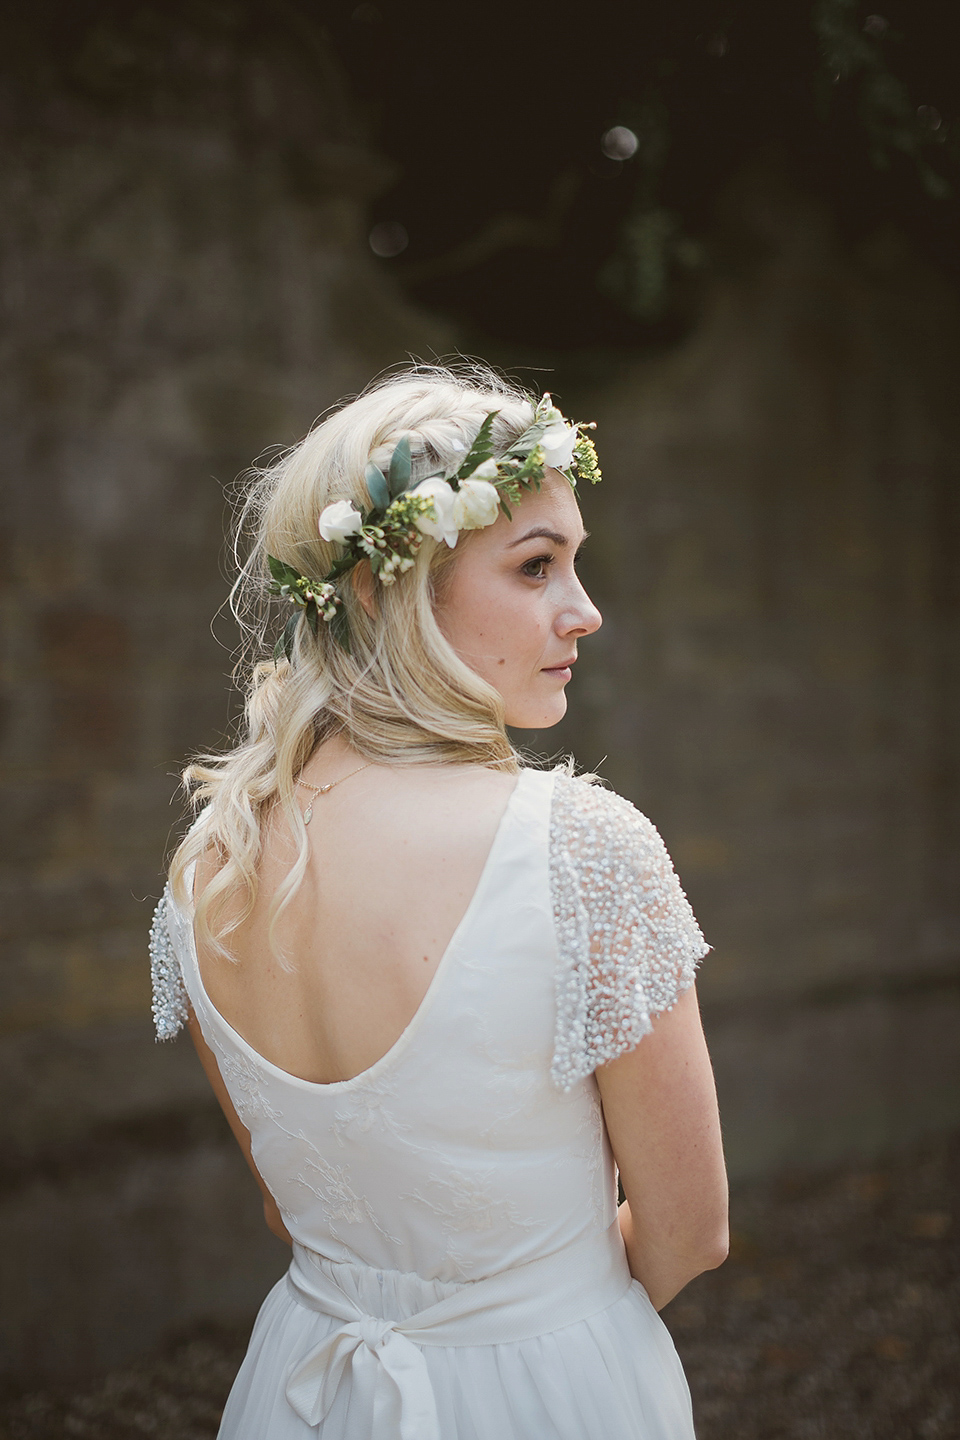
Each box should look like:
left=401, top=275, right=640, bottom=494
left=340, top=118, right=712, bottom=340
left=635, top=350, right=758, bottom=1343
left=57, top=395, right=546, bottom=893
left=266, top=393, right=601, bottom=657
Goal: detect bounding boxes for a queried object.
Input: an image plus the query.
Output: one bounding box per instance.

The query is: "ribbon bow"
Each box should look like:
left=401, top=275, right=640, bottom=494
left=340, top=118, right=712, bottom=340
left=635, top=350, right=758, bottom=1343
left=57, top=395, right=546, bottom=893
left=285, top=1312, right=441, bottom=1440
left=282, top=1226, right=632, bottom=1436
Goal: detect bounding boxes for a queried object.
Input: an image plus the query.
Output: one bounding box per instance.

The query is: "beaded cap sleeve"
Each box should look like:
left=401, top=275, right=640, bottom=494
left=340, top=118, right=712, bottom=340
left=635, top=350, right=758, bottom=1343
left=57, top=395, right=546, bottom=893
left=548, top=772, right=709, bottom=1090
left=149, top=885, right=190, bottom=1041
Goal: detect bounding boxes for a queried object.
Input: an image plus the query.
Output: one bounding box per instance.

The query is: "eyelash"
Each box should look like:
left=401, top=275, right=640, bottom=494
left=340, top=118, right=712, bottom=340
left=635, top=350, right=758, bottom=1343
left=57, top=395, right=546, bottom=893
left=521, top=548, right=585, bottom=580
left=522, top=554, right=553, bottom=579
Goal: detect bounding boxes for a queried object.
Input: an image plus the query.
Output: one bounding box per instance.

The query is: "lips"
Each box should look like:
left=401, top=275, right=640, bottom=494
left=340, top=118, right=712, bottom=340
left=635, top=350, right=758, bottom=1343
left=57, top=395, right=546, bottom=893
left=542, top=657, right=577, bottom=675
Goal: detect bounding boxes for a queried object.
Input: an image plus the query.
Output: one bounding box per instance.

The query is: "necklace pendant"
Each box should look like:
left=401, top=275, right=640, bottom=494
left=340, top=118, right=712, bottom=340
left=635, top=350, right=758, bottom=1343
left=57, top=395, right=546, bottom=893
left=304, top=804, right=314, bottom=825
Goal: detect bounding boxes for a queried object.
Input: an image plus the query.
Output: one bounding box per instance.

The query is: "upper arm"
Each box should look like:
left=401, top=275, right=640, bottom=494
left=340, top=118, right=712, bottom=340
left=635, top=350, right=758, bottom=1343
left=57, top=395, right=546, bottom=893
left=187, top=1011, right=292, bottom=1246
left=150, top=873, right=290, bottom=1244
left=151, top=887, right=261, bottom=1174
left=549, top=773, right=726, bottom=1254
left=187, top=1010, right=255, bottom=1162
left=595, top=984, right=727, bottom=1255
left=549, top=773, right=710, bottom=1089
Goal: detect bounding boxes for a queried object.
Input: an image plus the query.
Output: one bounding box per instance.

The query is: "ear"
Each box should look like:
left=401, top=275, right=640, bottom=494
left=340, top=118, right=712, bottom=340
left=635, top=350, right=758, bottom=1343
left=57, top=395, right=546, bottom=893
left=351, top=560, right=376, bottom=618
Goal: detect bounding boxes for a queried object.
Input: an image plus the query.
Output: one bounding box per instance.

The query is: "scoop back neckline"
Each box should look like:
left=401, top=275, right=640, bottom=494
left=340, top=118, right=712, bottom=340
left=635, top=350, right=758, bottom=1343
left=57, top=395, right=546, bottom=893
left=181, top=768, right=532, bottom=1094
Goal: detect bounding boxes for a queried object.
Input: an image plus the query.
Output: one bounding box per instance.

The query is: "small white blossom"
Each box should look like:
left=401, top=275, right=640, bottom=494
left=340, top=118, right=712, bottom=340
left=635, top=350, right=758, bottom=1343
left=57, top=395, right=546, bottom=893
left=453, top=478, right=500, bottom=530
left=410, top=478, right=459, bottom=548
left=318, top=499, right=364, bottom=544
left=541, top=422, right=578, bottom=472
left=537, top=393, right=564, bottom=425
left=466, top=458, right=499, bottom=479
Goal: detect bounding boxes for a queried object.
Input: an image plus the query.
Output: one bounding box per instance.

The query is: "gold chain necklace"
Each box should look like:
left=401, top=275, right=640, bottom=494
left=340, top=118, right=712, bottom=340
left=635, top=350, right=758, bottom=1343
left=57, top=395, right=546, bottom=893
left=296, top=763, right=372, bottom=825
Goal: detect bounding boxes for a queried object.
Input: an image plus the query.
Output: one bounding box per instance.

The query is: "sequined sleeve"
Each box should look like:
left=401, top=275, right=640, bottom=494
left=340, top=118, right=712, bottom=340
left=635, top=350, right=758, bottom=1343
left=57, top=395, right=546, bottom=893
left=149, top=885, right=190, bottom=1041
left=548, top=772, right=709, bottom=1090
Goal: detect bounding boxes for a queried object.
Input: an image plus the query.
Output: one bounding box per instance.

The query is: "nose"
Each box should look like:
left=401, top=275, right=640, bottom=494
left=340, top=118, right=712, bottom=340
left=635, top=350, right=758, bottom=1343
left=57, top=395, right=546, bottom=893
left=559, top=576, right=602, bottom=638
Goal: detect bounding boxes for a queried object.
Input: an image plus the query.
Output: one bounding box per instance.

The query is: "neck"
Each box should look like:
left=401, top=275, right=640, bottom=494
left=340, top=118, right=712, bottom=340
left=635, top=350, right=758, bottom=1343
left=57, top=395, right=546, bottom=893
left=305, top=732, right=364, bottom=774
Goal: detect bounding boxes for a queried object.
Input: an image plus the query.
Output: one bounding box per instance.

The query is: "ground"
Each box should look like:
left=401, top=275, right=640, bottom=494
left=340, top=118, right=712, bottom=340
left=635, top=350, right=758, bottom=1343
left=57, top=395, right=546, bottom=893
left=668, top=1130, right=958, bottom=1439
left=1, top=1130, right=957, bottom=1439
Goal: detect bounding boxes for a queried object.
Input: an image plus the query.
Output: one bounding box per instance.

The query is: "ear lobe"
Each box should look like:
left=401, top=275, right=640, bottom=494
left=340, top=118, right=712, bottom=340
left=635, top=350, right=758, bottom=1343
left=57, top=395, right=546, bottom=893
left=351, top=560, right=376, bottom=618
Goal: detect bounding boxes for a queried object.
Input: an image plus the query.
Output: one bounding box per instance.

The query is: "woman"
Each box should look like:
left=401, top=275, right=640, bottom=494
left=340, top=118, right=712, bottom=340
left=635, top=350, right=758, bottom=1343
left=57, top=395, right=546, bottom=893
left=150, top=364, right=728, bottom=1439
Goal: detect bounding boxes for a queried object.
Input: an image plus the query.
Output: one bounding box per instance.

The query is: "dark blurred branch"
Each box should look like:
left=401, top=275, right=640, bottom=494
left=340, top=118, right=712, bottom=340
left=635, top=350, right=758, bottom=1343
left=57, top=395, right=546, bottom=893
left=396, top=171, right=580, bottom=286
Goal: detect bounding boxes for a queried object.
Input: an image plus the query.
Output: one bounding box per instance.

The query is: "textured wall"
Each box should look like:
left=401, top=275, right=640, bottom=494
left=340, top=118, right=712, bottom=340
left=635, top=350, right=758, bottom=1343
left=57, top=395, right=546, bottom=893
left=0, top=2, right=447, bottom=1384
left=1, top=7, right=958, bottom=1389
left=0, top=3, right=444, bottom=1042
left=548, top=174, right=960, bottom=1177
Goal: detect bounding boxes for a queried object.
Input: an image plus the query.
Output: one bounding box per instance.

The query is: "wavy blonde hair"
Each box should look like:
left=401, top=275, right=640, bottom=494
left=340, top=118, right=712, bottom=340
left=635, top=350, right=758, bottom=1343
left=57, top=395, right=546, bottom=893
left=169, top=362, right=538, bottom=959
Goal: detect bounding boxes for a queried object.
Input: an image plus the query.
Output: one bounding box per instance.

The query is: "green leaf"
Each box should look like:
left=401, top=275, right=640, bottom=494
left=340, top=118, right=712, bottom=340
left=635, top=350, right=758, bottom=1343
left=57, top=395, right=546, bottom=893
left=365, top=463, right=390, bottom=513
left=284, top=611, right=300, bottom=657
left=510, top=443, right=546, bottom=488
left=330, top=603, right=352, bottom=652
left=498, top=496, right=513, bottom=520
left=387, top=436, right=412, bottom=498
left=267, top=554, right=302, bottom=587
left=274, top=611, right=299, bottom=663
left=455, top=410, right=499, bottom=480
left=306, top=599, right=319, bottom=637
left=325, top=552, right=360, bottom=582
left=505, top=419, right=549, bottom=458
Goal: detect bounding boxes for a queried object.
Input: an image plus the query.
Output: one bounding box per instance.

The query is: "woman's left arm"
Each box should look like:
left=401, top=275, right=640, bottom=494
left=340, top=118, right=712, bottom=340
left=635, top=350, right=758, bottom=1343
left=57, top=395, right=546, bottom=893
left=187, top=1011, right=293, bottom=1247
left=596, top=984, right=727, bottom=1310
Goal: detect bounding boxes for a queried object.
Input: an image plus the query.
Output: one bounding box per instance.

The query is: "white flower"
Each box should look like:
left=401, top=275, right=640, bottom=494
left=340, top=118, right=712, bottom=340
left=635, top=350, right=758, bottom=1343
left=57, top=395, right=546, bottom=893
left=318, top=499, right=364, bottom=544
left=410, top=478, right=459, bottom=548
left=541, top=421, right=578, bottom=472
left=466, top=458, right=499, bottom=479
left=453, top=478, right=500, bottom=530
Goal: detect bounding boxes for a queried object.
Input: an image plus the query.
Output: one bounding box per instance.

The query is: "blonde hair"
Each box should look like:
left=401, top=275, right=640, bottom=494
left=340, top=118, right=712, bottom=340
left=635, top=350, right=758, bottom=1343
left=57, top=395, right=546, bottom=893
left=169, top=362, right=538, bottom=958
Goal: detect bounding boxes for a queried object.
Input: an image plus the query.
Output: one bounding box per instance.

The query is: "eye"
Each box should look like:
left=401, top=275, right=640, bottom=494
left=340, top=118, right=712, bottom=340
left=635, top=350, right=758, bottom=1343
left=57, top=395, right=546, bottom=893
left=521, top=554, right=553, bottom=579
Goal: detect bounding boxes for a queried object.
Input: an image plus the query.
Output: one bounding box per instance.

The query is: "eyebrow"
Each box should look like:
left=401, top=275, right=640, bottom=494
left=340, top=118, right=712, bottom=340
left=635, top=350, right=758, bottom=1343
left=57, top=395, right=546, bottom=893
left=506, top=525, right=590, bottom=549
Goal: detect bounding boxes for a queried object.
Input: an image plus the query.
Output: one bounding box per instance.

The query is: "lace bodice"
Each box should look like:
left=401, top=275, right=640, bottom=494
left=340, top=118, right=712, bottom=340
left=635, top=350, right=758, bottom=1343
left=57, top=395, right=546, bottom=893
left=149, top=769, right=707, bottom=1282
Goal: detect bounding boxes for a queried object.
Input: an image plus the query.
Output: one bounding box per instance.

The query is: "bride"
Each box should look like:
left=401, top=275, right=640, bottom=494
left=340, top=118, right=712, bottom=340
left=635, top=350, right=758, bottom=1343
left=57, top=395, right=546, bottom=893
left=150, top=364, right=728, bottom=1439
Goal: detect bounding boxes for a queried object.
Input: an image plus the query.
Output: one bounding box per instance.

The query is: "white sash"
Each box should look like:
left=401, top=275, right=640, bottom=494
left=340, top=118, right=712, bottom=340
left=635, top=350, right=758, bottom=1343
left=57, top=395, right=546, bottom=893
left=284, top=1225, right=633, bottom=1438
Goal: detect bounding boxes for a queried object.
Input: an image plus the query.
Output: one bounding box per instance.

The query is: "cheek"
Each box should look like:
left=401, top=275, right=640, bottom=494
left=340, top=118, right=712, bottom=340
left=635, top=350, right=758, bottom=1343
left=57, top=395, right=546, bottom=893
left=435, top=563, right=500, bottom=657
left=438, top=570, right=537, bottom=675
left=479, top=584, right=544, bottom=647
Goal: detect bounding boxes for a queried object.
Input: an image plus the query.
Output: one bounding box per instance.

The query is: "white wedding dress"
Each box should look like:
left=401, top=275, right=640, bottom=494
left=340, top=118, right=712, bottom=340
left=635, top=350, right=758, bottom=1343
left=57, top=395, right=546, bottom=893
left=150, top=769, right=709, bottom=1439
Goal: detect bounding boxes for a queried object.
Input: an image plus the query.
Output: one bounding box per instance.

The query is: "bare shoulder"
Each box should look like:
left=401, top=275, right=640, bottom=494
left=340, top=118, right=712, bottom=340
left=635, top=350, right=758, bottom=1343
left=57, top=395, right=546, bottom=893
left=385, top=763, right=517, bottom=801
left=362, top=763, right=518, bottom=850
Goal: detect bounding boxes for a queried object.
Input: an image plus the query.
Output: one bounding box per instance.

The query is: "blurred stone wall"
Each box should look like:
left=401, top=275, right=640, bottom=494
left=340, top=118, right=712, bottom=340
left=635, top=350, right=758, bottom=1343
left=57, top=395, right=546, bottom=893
left=0, top=2, right=447, bottom=1385
left=1, top=3, right=958, bottom=1390
left=552, top=172, right=960, bottom=1184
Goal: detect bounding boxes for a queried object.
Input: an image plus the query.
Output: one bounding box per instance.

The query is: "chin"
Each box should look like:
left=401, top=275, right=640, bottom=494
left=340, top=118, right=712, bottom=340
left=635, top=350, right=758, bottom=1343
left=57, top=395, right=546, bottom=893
left=507, top=696, right=568, bottom=730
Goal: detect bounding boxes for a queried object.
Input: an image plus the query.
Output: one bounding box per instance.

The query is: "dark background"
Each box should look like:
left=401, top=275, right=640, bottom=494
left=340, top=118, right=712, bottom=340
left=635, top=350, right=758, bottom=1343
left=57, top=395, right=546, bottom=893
left=1, top=0, right=958, bottom=1429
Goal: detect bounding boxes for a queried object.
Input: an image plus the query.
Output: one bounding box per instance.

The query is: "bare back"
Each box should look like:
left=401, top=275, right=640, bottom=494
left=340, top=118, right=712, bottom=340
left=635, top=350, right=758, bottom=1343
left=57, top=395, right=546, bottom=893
left=194, top=753, right=517, bottom=1085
